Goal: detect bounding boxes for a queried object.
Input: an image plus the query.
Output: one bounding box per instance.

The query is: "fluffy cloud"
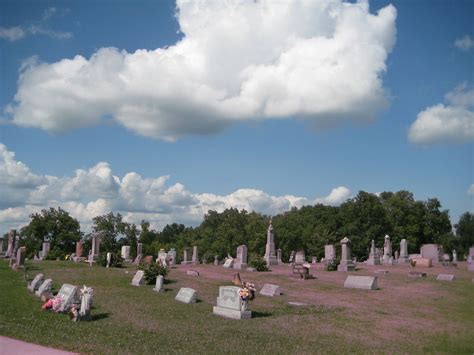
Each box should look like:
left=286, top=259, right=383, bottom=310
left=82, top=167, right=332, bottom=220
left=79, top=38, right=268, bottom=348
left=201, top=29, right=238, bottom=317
left=7, top=0, right=396, bottom=140
left=455, top=35, right=474, bottom=51
left=408, top=84, right=474, bottom=145
left=0, top=143, right=351, bottom=232
left=0, top=26, right=26, bottom=41
left=468, top=184, right=474, bottom=196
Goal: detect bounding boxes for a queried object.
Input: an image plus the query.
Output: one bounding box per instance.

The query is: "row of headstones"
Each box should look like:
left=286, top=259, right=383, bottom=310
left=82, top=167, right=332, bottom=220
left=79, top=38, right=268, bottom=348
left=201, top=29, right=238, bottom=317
left=27, top=274, right=93, bottom=318
left=8, top=246, right=26, bottom=270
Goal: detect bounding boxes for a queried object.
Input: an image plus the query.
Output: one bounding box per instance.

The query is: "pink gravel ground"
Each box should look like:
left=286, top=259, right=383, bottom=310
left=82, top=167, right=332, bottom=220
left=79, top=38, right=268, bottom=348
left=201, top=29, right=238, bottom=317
left=0, top=336, right=78, bottom=355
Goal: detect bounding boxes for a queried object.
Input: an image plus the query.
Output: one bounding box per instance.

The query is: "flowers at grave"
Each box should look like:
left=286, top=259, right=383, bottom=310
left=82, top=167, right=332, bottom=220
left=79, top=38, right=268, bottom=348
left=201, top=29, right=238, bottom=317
left=41, top=294, right=66, bottom=313
left=239, top=281, right=256, bottom=301
left=69, top=305, right=79, bottom=322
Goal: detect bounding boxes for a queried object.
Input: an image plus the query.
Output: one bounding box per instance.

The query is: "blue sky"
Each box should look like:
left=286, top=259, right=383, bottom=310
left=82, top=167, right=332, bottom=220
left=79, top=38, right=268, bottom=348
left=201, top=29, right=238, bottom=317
left=0, top=0, right=473, bottom=232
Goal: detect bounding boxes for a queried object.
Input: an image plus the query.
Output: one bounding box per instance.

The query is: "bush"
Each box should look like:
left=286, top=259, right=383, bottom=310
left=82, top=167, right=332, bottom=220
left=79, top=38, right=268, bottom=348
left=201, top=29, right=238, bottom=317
left=45, top=248, right=66, bottom=261
left=138, top=262, right=168, bottom=284
left=325, top=258, right=339, bottom=271
left=97, top=252, right=123, bottom=268
left=249, top=254, right=269, bottom=272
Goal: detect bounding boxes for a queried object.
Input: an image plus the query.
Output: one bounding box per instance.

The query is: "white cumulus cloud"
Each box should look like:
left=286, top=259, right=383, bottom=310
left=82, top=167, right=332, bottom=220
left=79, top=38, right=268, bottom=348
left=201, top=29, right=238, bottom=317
left=0, top=26, right=26, bottom=41
left=468, top=184, right=474, bottom=196
left=455, top=35, right=474, bottom=51
left=0, top=143, right=351, bottom=232
left=7, top=0, right=396, bottom=141
left=408, top=84, right=474, bottom=145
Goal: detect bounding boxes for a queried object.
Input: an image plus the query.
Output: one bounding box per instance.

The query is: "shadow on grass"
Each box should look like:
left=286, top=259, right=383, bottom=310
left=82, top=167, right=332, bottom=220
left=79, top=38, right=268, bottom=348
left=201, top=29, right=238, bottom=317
left=164, top=279, right=177, bottom=285
left=252, top=310, right=272, bottom=318
left=90, top=312, right=110, bottom=321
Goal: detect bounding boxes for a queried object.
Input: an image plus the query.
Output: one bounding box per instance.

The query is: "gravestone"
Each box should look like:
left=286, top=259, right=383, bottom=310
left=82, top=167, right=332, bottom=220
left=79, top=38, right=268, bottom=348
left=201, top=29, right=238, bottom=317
left=5, top=229, right=16, bottom=258
left=41, top=242, right=50, bottom=260
left=383, top=234, right=392, bottom=264
left=277, top=248, right=283, bottom=264
left=214, top=255, right=219, bottom=266
left=421, top=244, right=441, bottom=264
left=344, top=276, right=378, bottom=290
left=234, top=245, right=248, bottom=270
left=131, top=270, right=145, bottom=286
left=213, top=286, right=251, bottom=319
left=288, top=251, right=295, bottom=263
left=16, top=247, right=26, bottom=267
left=223, top=258, right=234, bottom=269
left=399, top=239, right=409, bottom=263
left=121, top=245, right=130, bottom=259
left=106, top=252, right=112, bottom=267
left=260, top=284, right=281, bottom=297
left=337, top=237, right=355, bottom=272
left=374, top=269, right=389, bottom=274
left=312, top=257, right=317, bottom=264
left=27, top=273, right=44, bottom=292
left=36, top=279, right=53, bottom=297
left=57, top=284, right=80, bottom=311
left=452, top=250, right=457, bottom=263
left=412, top=258, right=432, bottom=267
left=76, top=242, right=83, bottom=257
left=264, top=219, right=278, bottom=266
left=136, top=242, right=143, bottom=257
left=394, top=251, right=399, bottom=261
left=157, top=249, right=167, bottom=265
left=192, top=246, right=199, bottom=265
left=167, top=248, right=176, bottom=266
left=437, top=274, right=455, bottom=281
left=294, top=251, right=305, bottom=264
left=367, top=240, right=380, bottom=265
left=175, top=287, right=197, bottom=303
left=153, top=275, right=164, bottom=292
left=324, top=244, right=335, bottom=261
left=187, top=270, right=200, bottom=277
left=181, top=247, right=192, bottom=265
left=90, top=232, right=101, bottom=261
left=408, top=271, right=427, bottom=277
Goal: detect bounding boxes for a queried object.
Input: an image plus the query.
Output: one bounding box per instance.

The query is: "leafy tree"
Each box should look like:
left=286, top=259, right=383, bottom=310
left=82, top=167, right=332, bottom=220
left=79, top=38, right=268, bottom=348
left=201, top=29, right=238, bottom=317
left=455, top=212, right=474, bottom=255
left=91, top=212, right=138, bottom=255
left=20, top=207, right=82, bottom=258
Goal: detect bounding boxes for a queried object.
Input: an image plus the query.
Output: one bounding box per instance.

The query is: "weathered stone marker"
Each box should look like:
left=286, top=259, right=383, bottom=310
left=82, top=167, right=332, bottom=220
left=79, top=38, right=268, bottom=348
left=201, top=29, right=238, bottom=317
left=234, top=245, right=248, bottom=270
left=264, top=219, right=278, bottom=266
left=57, top=284, right=80, bottom=311
left=260, top=284, right=281, bottom=297
left=131, top=270, right=145, bottom=286
left=27, top=273, right=44, bottom=292
left=153, top=275, right=164, bottom=292
left=36, top=279, right=53, bottom=297
left=436, top=274, right=455, bottom=281
left=175, top=287, right=197, bottom=303
left=213, top=286, right=251, bottom=319
left=343, top=276, right=378, bottom=290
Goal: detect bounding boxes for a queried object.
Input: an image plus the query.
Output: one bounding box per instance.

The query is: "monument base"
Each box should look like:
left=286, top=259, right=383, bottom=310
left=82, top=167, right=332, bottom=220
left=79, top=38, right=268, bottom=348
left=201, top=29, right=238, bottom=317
left=337, top=263, right=355, bottom=272
left=213, top=306, right=251, bottom=320
left=366, top=258, right=380, bottom=266
left=233, top=263, right=247, bottom=270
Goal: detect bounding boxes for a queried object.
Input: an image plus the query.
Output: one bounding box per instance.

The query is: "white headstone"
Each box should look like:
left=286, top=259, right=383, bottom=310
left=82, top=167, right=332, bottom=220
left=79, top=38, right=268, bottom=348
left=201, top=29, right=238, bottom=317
left=106, top=252, right=112, bottom=268
left=295, top=251, right=305, bottom=263
left=259, top=284, right=281, bottom=297
left=436, top=274, right=455, bottom=281
left=213, top=286, right=251, bottom=319
left=131, top=270, right=145, bottom=286
left=324, top=245, right=335, bottom=261
left=56, top=284, right=80, bottom=311
left=175, top=287, right=197, bottom=303
left=223, top=258, right=234, bottom=269
left=343, top=276, right=378, bottom=290
left=234, top=245, right=248, bottom=269
left=153, top=275, right=164, bottom=292
left=167, top=248, right=176, bottom=266
left=35, top=279, right=53, bottom=297
left=121, top=246, right=130, bottom=259
left=28, top=273, right=44, bottom=292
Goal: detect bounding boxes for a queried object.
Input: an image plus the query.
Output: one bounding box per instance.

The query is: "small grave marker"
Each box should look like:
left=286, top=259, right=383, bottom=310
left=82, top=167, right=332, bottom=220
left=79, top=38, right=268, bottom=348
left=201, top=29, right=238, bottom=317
left=436, top=274, right=455, bottom=281
left=344, top=276, right=378, bottom=290
left=175, top=287, right=197, bottom=303
left=131, top=270, right=145, bottom=286
left=260, top=284, right=281, bottom=297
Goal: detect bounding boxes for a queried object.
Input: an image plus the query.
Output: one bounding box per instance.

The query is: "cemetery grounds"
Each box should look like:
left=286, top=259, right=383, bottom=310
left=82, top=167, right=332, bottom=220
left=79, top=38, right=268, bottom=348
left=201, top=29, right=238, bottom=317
left=0, top=260, right=473, bottom=354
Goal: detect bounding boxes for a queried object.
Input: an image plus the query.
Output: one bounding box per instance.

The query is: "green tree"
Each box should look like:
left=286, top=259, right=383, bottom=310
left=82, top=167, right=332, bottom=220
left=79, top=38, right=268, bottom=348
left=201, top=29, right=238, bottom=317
left=20, top=207, right=82, bottom=258
left=91, top=212, right=137, bottom=255
left=455, top=212, right=474, bottom=255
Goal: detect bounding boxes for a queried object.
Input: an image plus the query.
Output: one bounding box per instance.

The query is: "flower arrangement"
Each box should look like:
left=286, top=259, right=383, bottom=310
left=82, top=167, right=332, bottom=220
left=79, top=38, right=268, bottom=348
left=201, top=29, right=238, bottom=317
left=239, top=281, right=256, bottom=301
left=41, top=294, right=66, bottom=313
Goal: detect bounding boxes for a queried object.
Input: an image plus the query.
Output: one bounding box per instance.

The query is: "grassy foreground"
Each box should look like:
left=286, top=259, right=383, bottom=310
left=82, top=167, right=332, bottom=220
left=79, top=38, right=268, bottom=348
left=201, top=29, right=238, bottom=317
left=0, top=260, right=473, bottom=354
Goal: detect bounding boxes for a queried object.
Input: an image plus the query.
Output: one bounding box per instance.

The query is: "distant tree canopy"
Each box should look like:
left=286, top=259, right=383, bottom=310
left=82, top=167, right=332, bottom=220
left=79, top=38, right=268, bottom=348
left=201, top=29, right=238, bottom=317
left=20, top=207, right=82, bottom=259
left=13, top=190, right=470, bottom=261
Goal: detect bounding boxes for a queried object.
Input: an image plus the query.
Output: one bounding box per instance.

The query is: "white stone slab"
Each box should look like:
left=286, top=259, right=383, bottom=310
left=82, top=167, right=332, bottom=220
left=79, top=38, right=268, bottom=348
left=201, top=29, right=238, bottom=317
left=436, top=274, right=455, bottom=281
left=259, top=284, right=281, bottom=297
left=343, top=276, right=377, bottom=290
left=131, top=270, right=145, bottom=286
left=57, top=283, right=79, bottom=310
left=175, top=287, right=197, bottom=303
left=213, top=286, right=251, bottom=319
left=153, top=275, right=164, bottom=292
left=223, top=258, right=234, bottom=268
left=27, top=273, right=44, bottom=292
left=186, top=270, right=200, bottom=277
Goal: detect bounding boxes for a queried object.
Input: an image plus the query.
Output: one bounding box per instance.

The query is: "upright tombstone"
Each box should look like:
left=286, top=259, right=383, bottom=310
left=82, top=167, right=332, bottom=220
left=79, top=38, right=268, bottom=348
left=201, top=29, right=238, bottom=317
left=213, top=286, right=251, bottom=319
left=131, top=270, right=145, bottom=286
left=288, top=251, right=295, bottom=263
left=5, top=229, right=16, bottom=258
left=41, top=242, right=50, bottom=260
left=421, top=244, right=441, bottom=264
left=121, top=246, right=130, bottom=260
left=295, top=251, right=305, bottom=264
left=106, top=252, right=112, bottom=268
left=56, top=284, right=80, bottom=311
left=76, top=242, right=83, bottom=257
left=28, top=273, right=44, bottom=292
left=337, top=237, right=355, bottom=272
left=234, top=245, right=248, bottom=270
left=394, top=251, right=399, bottom=261
left=277, top=249, right=283, bottom=264
left=157, top=249, right=167, bottom=265
left=452, top=250, right=457, bottom=263
left=399, top=239, right=409, bottom=263
left=468, top=246, right=474, bottom=271
left=175, top=287, right=197, bottom=303
left=181, top=247, right=192, bottom=265
left=367, top=240, right=380, bottom=265
left=214, top=255, right=219, bottom=266
left=324, top=245, right=336, bottom=262
left=192, top=246, right=199, bottom=265
left=136, top=242, right=143, bottom=257
left=36, top=279, right=53, bottom=297
left=153, top=275, right=164, bottom=292
left=15, top=247, right=26, bottom=267
left=167, top=248, right=176, bottom=266
left=263, top=219, right=278, bottom=266
left=383, top=235, right=392, bottom=264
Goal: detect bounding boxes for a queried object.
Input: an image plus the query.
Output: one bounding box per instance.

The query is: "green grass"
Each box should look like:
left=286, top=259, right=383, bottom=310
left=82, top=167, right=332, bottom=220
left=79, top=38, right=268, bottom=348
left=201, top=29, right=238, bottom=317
left=0, top=260, right=473, bottom=354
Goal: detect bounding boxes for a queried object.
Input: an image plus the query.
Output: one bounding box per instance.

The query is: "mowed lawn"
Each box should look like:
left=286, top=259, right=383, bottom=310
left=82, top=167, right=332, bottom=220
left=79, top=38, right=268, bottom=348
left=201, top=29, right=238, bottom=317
left=0, top=260, right=473, bottom=354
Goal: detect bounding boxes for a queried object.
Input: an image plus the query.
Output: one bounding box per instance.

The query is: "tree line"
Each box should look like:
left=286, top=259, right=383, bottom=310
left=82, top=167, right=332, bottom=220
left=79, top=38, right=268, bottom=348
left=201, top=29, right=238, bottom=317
left=8, top=190, right=474, bottom=262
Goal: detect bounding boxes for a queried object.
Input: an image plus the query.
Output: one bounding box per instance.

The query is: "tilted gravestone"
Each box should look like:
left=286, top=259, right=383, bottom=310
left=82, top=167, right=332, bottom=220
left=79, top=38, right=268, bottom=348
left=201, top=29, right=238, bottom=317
left=223, top=258, right=234, bottom=269
left=36, top=279, right=53, bottom=297
left=27, top=273, right=44, bottom=292
left=343, top=276, right=378, bottom=290
left=260, top=284, right=282, bottom=297
left=131, top=270, right=145, bottom=286
left=56, top=284, right=80, bottom=311
left=213, top=286, right=251, bottom=319
left=436, top=274, right=455, bottom=281
left=153, top=275, right=164, bottom=292
left=175, top=287, right=197, bottom=303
